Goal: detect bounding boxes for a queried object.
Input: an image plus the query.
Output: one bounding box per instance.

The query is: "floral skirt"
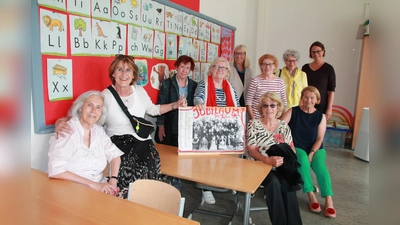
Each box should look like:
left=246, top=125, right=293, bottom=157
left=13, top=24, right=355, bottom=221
left=111, top=134, right=161, bottom=199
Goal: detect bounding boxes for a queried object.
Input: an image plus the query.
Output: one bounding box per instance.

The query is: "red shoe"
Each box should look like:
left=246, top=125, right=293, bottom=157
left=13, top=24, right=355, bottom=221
left=309, top=202, right=321, bottom=213
left=325, top=207, right=336, bottom=218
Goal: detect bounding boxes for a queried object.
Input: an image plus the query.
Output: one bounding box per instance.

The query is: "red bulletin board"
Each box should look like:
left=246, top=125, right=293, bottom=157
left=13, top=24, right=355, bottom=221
left=32, top=0, right=235, bottom=133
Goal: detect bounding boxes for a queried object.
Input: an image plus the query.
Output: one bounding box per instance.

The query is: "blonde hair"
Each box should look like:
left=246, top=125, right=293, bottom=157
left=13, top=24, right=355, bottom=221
left=257, top=92, right=284, bottom=118
left=208, top=57, right=231, bottom=78
left=230, top=45, right=251, bottom=68
left=300, top=86, right=321, bottom=104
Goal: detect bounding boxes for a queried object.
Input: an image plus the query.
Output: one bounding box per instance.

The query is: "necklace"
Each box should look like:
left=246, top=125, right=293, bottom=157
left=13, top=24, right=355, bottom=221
left=261, top=119, right=279, bottom=132
left=84, top=130, right=91, bottom=147
left=216, top=90, right=226, bottom=102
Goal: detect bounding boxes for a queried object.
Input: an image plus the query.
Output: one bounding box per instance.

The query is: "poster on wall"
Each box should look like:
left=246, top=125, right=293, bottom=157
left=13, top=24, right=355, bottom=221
left=38, top=0, right=66, bottom=11
left=150, top=63, right=169, bottom=89
left=211, top=23, right=221, bottom=44
left=220, top=27, right=234, bottom=61
left=178, top=107, right=246, bottom=154
left=141, top=0, right=154, bottom=29
left=33, top=0, right=235, bottom=132
left=182, top=12, right=191, bottom=37
left=152, top=1, right=165, bottom=32
left=69, top=15, right=92, bottom=56
left=111, top=0, right=128, bottom=24
left=127, top=0, right=141, bottom=26
left=40, top=8, right=68, bottom=56
left=111, top=22, right=127, bottom=55
left=67, top=0, right=90, bottom=17
left=47, top=58, right=73, bottom=102
left=91, top=0, right=111, bottom=21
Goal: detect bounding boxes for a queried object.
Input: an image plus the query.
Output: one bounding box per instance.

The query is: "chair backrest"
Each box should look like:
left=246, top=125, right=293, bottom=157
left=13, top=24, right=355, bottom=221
left=127, top=179, right=182, bottom=216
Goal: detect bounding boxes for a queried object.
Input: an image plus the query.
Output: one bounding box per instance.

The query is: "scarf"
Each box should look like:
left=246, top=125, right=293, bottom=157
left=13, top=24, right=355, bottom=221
left=206, top=75, right=235, bottom=107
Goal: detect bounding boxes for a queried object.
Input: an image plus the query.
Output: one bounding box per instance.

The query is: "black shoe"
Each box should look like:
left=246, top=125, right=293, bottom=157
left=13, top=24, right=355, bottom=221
left=169, top=178, right=182, bottom=193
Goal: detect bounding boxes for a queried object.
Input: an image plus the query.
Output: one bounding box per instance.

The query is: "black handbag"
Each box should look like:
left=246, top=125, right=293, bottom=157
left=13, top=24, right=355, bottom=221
left=107, top=85, right=155, bottom=138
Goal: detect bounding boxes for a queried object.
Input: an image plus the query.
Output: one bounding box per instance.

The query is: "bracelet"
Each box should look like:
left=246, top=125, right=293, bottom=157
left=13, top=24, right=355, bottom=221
left=171, top=103, right=176, bottom=110
left=107, top=176, right=118, bottom=181
left=311, top=150, right=316, bottom=154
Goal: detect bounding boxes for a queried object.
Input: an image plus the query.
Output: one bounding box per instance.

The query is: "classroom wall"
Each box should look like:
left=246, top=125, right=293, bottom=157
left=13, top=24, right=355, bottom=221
left=31, top=0, right=367, bottom=171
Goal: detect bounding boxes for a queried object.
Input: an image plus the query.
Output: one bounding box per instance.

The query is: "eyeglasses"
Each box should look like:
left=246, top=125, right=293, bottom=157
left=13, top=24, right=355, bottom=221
left=261, top=63, right=275, bottom=67
left=116, top=67, right=133, bottom=73
left=285, top=59, right=297, bottom=63
left=311, top=50, right=323, bottom=54
left=234, top=52, right=246, bottom=56
left=212, top=65, right=228, bottom=71
left=262, top=103, right=277, bottom=109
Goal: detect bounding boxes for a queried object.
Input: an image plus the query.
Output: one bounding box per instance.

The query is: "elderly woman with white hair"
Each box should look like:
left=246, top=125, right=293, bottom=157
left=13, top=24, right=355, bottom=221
left=48, top=91, right=123, bottom=195
left=276, top=49, right=308, bottom=109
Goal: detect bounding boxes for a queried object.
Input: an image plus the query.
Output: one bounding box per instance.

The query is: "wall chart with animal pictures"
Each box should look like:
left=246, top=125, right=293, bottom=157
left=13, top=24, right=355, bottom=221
left=32, top=0, right=235, bottom=133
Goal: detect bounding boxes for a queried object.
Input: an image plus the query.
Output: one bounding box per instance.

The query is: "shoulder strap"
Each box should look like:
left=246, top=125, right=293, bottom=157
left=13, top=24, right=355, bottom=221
left=107, top=85, right=137, bottom=127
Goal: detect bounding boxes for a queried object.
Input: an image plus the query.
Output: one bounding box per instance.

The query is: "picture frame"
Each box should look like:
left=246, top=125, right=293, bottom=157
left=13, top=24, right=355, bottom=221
left=178, top=106, right=246, bottom=155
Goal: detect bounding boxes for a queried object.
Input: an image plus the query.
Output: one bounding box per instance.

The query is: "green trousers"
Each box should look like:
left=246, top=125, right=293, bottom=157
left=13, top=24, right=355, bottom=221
left=296, top=148, right=334, bottom=197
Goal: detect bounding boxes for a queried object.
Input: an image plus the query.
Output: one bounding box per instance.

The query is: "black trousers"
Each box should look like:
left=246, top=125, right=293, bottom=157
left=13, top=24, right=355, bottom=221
left=262, top=171, right=303, bottom=225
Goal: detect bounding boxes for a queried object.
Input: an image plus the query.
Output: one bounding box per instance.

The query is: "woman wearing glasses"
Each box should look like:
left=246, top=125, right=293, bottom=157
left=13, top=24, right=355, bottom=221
left=193, top=57, right=240, bottom=204
left=281, top=86, right=336, bottom=218
left=302, top=41, right=336, bottom=120
left=228, top=45, right=253, bottom=107
left=276, top=49, right=308, bottom=109
left=246, top=54, right=287, bottom=120
left=54, top=55, right=187, bottom=198
left=246, top=92, right=303, bottom=225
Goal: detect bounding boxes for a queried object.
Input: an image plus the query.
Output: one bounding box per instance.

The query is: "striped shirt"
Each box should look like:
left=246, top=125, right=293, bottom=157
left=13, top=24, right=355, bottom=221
left=194, top=80, right=240, bottom=106
left=246, top=76, right=287, bottom=119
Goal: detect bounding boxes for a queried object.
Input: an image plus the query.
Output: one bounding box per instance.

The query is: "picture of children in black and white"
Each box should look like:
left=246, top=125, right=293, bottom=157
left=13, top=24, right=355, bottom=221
left=192, top=116, right=244, bottom=150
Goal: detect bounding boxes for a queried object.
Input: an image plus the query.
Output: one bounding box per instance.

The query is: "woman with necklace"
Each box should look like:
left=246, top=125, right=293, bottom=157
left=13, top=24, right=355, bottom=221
left=276, top=49, right=308, bottom=109
left=48, top=91, right=123, bottom=195
left=228, top=45, right=253, bottom=107
left=155, top=55, right=197, bottom=192
left=246, top=54, right=287, bottom=120
left=156, top=55, right=196, bottom=147
left=302, top=41, right=336, bottom=120
left=281, top=86, right=336, bottom=218
left=246, top=92, right=302, bottom=225
left=54, top=55, right=187, bottom=198
left=193, top=57, right=240, bottom=204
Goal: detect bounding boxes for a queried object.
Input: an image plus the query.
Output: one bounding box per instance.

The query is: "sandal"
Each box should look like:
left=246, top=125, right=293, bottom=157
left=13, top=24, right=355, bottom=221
left=324, top=207, right=336, bottom=218
left=309, top=202, right=321, bottom=213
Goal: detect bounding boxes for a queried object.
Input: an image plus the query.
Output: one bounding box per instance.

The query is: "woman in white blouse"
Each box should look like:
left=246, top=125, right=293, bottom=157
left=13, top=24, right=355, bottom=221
left=48, top=91, right=123, bottom=195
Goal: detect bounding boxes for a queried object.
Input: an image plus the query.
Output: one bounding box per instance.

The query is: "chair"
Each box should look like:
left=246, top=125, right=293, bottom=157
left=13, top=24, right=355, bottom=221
left=188, top=183, right=240, bottom=225
left=127, top=179, right=185, bottom=216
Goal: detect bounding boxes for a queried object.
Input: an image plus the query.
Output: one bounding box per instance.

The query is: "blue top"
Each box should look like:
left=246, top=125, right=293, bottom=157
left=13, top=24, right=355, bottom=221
left=288, top=106, right=323, bottom=153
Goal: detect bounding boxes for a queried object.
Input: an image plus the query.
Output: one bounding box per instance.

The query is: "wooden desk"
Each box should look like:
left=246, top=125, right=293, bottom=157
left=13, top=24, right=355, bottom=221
left=156, top=144, right=272, bottom=225
left=31, top=169, right=199, bottom=225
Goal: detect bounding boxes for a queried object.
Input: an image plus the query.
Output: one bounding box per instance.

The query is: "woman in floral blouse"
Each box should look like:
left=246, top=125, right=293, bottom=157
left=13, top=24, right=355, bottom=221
left=246, top=92, right=302, bottom=225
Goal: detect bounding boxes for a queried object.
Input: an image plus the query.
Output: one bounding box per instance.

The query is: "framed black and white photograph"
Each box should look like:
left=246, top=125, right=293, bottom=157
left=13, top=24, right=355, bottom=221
left=178, top=106, right=246, bottom=154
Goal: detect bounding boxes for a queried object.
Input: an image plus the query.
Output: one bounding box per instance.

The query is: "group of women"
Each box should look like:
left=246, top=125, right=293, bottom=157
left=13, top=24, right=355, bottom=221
left=49, top=41, right=337, bottom=224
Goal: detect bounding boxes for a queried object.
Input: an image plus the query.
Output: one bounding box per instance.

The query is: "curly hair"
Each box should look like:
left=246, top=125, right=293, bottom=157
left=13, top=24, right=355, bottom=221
left=282, top=49, right=300, bottom=61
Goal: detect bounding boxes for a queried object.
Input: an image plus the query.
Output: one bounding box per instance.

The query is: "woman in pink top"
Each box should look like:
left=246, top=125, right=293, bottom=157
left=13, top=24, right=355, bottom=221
left=246, top=54, right=287, bottom=120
